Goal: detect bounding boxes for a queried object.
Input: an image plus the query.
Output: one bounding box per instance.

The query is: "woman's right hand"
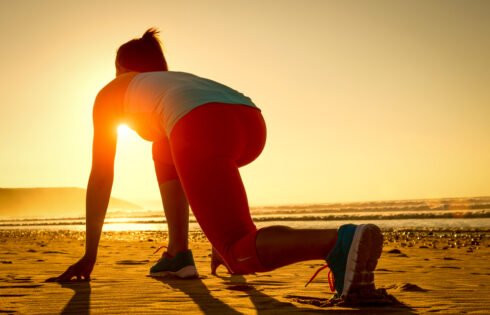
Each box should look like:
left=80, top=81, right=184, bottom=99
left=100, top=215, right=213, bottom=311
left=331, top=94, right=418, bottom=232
left=211, top=247, right=232, bottom=275
left=46, top=255, right=96, bottom=283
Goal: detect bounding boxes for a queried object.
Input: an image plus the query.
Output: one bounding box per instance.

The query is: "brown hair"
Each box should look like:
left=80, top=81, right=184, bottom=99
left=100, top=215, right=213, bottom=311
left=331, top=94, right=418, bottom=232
left=116, top=28, right=168, bottom=72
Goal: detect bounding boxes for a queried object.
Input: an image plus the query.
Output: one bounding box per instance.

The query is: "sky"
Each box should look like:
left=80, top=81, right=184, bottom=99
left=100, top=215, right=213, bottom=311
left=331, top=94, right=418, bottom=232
left=0, top=0, right=489, bottom=207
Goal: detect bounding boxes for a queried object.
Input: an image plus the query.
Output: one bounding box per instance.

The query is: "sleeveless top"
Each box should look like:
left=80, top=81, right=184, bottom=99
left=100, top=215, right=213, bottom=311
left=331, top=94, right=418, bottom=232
left=122, top=71, right=258, bottom=140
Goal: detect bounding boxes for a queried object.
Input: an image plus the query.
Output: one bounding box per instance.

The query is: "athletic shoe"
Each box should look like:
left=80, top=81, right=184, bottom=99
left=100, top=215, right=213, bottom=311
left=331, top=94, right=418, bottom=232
left=306, top=224, right=383, bottom=299
left=149, top=249, right=199, bottom=279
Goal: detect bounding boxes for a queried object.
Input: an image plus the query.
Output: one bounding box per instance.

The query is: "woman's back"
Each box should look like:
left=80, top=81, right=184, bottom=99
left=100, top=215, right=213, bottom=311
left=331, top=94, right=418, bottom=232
left=122, top=71, right=258, bottom=139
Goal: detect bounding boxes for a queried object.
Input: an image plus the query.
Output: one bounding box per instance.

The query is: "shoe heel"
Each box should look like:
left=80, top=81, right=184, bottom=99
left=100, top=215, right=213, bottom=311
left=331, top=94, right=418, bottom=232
left=175, top=266, right=199, bottom=279
left=364, top=224, right=383, bottom=272
left=347, top=224, right=383, bottom=294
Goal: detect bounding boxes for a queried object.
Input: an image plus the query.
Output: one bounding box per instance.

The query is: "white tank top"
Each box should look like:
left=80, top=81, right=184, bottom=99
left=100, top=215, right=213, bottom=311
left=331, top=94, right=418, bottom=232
left=123, top=71, right=258, bottom=140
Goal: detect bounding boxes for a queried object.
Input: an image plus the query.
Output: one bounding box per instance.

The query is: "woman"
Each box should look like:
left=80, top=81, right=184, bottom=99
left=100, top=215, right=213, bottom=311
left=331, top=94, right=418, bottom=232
left=53, top=29, right=383, bottom=299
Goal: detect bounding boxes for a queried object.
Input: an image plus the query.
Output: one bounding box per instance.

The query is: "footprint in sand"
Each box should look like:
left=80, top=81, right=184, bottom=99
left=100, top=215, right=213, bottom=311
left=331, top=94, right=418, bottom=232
left=387, top=249, right=402, bottom=254
left=285, top=289, right=405, bottom=308
left=42, top=251, right=67, bottom=254
left=376, top=268, right=406, bottom=273
left=471, top=272, right=490, bottom=276
left=385, top=282, right=428, bottom=292
left=442, top=257, right=459, bottom=261
left=115, top=260, right=149, bottom=265
left=1, top=275, right=33, bottom=283
left=0, top=284, right=43, bottom=289
left=386, top=249, right=408, bottom=257
left=0, top=294, right=28, bottom=297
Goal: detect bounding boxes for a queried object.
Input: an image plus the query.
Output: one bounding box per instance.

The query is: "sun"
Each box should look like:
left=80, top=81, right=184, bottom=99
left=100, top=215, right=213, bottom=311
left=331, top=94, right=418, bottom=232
left=117, top=124, right=133, bottom=138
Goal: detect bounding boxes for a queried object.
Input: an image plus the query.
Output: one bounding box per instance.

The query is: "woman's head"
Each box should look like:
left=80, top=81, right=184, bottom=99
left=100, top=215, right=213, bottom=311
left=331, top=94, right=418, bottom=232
left=116, top=28, right=168, bottom=75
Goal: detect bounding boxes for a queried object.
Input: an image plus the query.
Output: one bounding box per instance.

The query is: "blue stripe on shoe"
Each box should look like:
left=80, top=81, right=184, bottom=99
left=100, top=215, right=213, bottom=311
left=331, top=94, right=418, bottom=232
left=325, top=224, right=358, bottom=295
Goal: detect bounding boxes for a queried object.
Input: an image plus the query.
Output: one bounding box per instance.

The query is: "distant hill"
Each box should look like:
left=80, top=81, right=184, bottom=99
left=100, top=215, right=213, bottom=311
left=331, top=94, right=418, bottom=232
left=0, top=187, right=142, bottom=218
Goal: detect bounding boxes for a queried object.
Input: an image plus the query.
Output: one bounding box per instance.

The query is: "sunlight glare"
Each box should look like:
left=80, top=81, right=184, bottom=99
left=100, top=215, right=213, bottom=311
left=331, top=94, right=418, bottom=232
left=117, top=124, right=133, bottom=138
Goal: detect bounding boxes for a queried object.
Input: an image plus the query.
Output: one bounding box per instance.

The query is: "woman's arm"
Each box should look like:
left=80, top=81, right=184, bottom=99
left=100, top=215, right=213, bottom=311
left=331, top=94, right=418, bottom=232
left=84, top=107, right=118, bottom=260
left=49, top=89, right=119, bottom=282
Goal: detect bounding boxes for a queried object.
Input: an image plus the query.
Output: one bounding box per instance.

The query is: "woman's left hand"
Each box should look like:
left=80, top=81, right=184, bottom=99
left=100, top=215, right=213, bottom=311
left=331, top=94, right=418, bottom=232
left=46, top=255, right=96, bottom=283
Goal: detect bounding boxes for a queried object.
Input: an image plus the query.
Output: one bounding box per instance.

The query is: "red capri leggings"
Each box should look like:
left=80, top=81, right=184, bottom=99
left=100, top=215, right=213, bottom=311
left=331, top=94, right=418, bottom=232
left=152, top=102, right=268, bottom=274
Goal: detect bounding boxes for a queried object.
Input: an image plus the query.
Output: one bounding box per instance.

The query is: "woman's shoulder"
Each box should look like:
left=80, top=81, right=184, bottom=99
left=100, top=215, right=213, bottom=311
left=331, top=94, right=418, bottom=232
left=96, top=71, right=202, bottom=101
left=98, top=72, right=139, bottom=97
left=94, top=72, right=139, bottom=116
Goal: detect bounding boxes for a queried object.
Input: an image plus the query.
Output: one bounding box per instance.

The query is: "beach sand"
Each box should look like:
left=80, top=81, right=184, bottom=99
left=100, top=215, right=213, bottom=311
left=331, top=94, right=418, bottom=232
left=1, top=229, right=489, bottom=314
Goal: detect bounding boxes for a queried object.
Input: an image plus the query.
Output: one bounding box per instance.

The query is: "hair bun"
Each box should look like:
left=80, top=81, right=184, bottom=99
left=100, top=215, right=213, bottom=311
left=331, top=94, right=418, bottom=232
left=116, top=27, right=168, bottom=72
left=142, top=28, right=160, bottom=41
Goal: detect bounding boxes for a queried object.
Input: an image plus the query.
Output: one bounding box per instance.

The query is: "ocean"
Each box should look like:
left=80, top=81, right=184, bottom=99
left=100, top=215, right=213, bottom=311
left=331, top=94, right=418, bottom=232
left=1, top=197, right=489, bottom=231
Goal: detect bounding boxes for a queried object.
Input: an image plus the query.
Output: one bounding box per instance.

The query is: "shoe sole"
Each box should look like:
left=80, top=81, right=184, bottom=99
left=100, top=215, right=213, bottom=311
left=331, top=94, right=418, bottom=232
left=341, top=224, right=383, bottom=297
left=149, top=265, right=199, bottom=279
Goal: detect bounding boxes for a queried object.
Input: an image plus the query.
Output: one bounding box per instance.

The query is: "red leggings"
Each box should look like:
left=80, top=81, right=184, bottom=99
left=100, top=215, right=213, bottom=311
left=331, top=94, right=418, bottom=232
left=152, top=103, right=268, bottom=274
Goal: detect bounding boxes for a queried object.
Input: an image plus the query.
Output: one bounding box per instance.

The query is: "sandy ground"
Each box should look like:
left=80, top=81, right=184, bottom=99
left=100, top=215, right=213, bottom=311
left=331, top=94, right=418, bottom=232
left=1, top=229, right=489, bottom=314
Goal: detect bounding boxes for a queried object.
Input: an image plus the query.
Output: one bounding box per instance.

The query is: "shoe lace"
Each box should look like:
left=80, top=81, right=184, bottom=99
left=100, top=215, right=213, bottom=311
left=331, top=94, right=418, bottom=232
left=152, top=245, right=169, bottom=262
left=304, top=264, right=335, bottom=292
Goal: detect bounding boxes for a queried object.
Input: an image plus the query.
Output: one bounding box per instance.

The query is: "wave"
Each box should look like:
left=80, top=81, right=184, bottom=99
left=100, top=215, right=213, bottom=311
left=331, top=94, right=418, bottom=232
left=252, top=210, right=490, bottom=221
left=251, top=198, right=490, bottom=215
left=1, top=210, right=489, bottom=228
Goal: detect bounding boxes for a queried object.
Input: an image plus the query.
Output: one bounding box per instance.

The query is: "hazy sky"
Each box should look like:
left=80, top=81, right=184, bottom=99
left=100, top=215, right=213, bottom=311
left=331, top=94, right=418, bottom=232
left=1, top=0, right=489, bottom=207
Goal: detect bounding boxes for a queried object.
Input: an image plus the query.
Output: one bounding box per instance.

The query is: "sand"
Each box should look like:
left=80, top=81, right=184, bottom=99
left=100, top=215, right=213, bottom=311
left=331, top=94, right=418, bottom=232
left=1, top=229, right=489, bottom=314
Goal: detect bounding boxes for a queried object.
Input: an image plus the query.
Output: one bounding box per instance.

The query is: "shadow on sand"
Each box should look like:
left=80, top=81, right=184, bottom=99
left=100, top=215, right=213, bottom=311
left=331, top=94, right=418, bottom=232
left=59, top=281, right=91, bottom=315
left=153, top=274, right=320, bottom=314
left=154, top=274, right=416, bottom=314
left=152, top=276, right=241, bottom=315
left=224, top=274, right=323, bottom=314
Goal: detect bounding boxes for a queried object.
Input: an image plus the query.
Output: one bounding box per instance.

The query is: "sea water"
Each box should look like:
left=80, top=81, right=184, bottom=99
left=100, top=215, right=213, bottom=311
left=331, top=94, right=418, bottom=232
left=2, top=197, right=489, bottom=231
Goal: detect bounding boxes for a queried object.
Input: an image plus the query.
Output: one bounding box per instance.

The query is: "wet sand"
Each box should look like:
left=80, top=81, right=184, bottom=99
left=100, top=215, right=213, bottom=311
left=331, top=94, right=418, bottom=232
left=1, top=229, right=489, bottom=314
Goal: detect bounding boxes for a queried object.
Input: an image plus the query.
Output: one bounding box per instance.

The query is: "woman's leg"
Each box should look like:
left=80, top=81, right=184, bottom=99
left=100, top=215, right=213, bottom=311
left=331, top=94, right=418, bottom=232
left=153, top=138, right=189, bottom=256
left=169, top=103, right=339, bottom=274
left=157, top=180, right=189, bottom=255
left=255, top=226, right=337, bottom=269
left=170, top=103, right=383, bottom=298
